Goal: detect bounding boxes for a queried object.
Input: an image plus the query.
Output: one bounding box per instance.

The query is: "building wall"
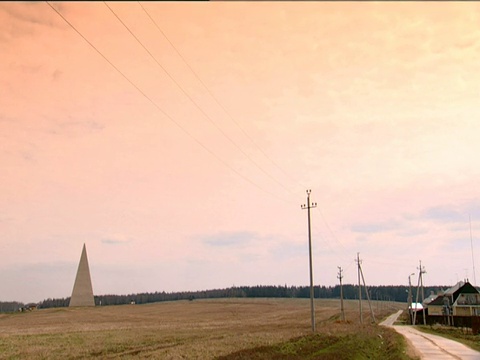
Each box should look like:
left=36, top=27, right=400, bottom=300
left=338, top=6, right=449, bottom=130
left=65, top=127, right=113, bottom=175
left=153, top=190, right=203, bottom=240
left=428, top=306, right=444, bottom=316
left=454, top=306, right=472, bottom=316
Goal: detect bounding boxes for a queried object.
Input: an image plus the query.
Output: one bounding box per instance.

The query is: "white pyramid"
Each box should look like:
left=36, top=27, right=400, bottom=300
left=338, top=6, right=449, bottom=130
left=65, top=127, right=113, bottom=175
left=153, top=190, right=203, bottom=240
left=69, top=243, right=95, bottom=307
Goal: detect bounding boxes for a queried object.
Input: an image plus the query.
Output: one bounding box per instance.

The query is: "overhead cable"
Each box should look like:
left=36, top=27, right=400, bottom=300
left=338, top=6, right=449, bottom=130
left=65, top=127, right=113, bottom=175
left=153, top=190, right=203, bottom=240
left=105, top=2, right=299, bottom=199
left=46, top=1, right=291, bottom=204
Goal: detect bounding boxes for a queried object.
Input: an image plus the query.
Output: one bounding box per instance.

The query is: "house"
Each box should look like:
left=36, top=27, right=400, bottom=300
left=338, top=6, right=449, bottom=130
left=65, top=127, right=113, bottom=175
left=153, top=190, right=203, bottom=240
left=426, top=280, right=480, bottom=328
left=20, top=303, right=38, bottom=312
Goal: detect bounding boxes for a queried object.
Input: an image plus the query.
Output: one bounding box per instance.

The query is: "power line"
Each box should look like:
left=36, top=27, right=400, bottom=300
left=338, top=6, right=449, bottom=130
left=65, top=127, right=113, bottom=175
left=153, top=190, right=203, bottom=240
left=138, top=1, right=307, bottom=193
left=49, top=1, right=351, bottom=268
left=46, top=1, right=291, bottom=204
left=104, top=2, right=299, bottom=199
left=310, top=223, right=351, bottom=265
left=136, top=4, right=352, bottom=256
left=315, top=207, right=348, bottom=252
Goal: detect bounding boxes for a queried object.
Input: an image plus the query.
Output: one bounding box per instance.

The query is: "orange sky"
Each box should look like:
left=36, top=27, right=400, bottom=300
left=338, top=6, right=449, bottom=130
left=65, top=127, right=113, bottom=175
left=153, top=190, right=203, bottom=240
left=1, top=2, right=480, bottom=302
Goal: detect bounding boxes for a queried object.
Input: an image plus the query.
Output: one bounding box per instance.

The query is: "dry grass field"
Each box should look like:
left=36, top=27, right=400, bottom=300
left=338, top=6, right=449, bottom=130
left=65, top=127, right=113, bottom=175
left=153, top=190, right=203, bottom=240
left=0, top=298, right=410, bottom=359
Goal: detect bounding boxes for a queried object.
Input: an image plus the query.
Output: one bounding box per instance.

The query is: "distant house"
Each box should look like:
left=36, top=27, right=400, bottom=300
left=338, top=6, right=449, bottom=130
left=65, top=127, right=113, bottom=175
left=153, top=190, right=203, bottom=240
left=21, top=303, right=38, bottom=312
left=426, top=281, right=480, bottom=328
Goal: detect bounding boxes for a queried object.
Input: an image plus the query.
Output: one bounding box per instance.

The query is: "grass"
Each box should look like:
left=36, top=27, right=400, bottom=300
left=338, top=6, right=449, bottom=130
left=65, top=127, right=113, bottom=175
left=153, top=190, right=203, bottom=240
left=0, top=298, right=414, bottom=359
left=218, top=328, right=412, bottom=360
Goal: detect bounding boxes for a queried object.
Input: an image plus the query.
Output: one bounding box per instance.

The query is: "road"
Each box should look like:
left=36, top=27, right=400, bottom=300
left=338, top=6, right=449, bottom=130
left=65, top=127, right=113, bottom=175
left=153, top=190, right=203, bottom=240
left=381, top=310, right=480, bottom=360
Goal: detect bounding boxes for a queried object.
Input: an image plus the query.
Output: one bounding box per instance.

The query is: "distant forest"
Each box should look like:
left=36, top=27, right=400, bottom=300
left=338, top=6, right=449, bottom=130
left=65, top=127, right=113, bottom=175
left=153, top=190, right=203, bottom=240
left=0, top=284, right=452, bottom=312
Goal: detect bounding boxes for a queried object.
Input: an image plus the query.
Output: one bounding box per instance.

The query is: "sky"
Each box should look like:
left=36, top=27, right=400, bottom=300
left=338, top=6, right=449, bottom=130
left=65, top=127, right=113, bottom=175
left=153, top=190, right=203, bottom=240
left=1, top=2, right=480, bottom=303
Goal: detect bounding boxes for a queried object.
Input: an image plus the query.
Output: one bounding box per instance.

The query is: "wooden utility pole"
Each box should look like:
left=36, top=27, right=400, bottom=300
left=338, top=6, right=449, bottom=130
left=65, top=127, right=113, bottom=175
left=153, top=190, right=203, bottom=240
left=356, top=253, right=363, bottom=324
left=419, top=261, right=426, bottom=325
left=356, top=253, right=376, bottom=324
left=413, top=261, right=426, bottom=325
left=359, top=258, right=376, bottom=323
left=338, top=266, right=345, bottom=321
left=407, top=273, right=415, bottom=325
left=301, top=189, right=317, bottom=332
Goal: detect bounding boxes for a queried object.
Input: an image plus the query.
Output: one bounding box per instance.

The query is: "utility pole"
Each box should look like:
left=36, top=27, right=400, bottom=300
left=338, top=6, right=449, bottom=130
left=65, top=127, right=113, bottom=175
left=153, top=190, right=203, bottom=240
left=407, top=273, right=415, bottom=325
left=419, top=261, right=426, bottom=325
left=338, top=266, right=345, bottom=321
left=359, top=257, right=376, bottom=323
left=356, top=253, right=375, bottom=324
left=413, top=261, right=426, bottom=326
left=301, top=189, right=317, bottom=332
left=356, top=253, right=363, bottom=324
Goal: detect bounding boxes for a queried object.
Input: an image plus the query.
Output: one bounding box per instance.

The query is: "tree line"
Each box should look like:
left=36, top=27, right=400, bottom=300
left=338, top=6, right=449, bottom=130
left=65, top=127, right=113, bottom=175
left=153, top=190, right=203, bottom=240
left=0, top=301, right=24, bottom=313
left=28, top=283, right=448, bottom=310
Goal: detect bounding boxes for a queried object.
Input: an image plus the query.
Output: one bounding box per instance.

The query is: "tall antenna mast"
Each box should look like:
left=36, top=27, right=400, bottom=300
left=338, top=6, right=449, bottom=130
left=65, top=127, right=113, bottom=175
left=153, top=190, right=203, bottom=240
left=469, top=214, right=477, bottom=286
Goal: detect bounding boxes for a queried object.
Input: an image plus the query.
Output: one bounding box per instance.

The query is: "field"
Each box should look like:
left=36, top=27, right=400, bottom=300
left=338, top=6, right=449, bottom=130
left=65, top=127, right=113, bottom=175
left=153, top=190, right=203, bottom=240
left=0, top=298, right=413, bottom=359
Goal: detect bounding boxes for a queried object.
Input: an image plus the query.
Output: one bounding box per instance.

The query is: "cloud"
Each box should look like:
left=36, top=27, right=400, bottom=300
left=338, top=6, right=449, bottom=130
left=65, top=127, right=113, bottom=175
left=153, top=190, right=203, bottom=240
left=350, top=219, right=401, bottom=234
left=101, top=239, right=128, bottom=245
left=0, top=121, right=38, bottom=163
left=202, top=231, right=256, bottom=247
left=421, top=205, right=465, bottom=223
left=444, top=237, right=474, bottom=252
left=10, top=63, right=43, bottom=75
left=418, top=199, right=480, bottom=224
left=355, top=200, right=480, bottom=239
left=355, top=235, right=369, bottom=243
left=270, top=241, right=306, bottom=260
left=397, top=227, right=428, bottom=237
left=0, top=215, right=12, bottom=223
left=0, top=3, right=60, bottom=29
left=44, top=117, right=105, bottom=137
left=19, top=150, right=35, bottom=163
left=101, top=236, right=132, bottom=245
left=0, top=262, right=76, bottom=303
left=52, top=69, right=62, bottom=81
left=57, top=119, right=105, bottom=132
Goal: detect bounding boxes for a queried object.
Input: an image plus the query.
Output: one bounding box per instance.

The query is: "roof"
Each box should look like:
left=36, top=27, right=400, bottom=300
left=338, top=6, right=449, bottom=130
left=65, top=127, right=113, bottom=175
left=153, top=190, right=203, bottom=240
left=409, top=302, right=423, bottom=310
left=444, top=281, right=465, bottom=296
left=428, top=296, right=447, bottom=306
left=426, top=281, right=479, bottom=308
left=424, top=291, right=437, bottom=305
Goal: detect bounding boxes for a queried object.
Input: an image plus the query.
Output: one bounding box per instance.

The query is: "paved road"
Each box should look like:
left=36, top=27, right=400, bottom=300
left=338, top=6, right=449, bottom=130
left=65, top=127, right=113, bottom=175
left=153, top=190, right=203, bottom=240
left=381, top=310, right=480, bottom=360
